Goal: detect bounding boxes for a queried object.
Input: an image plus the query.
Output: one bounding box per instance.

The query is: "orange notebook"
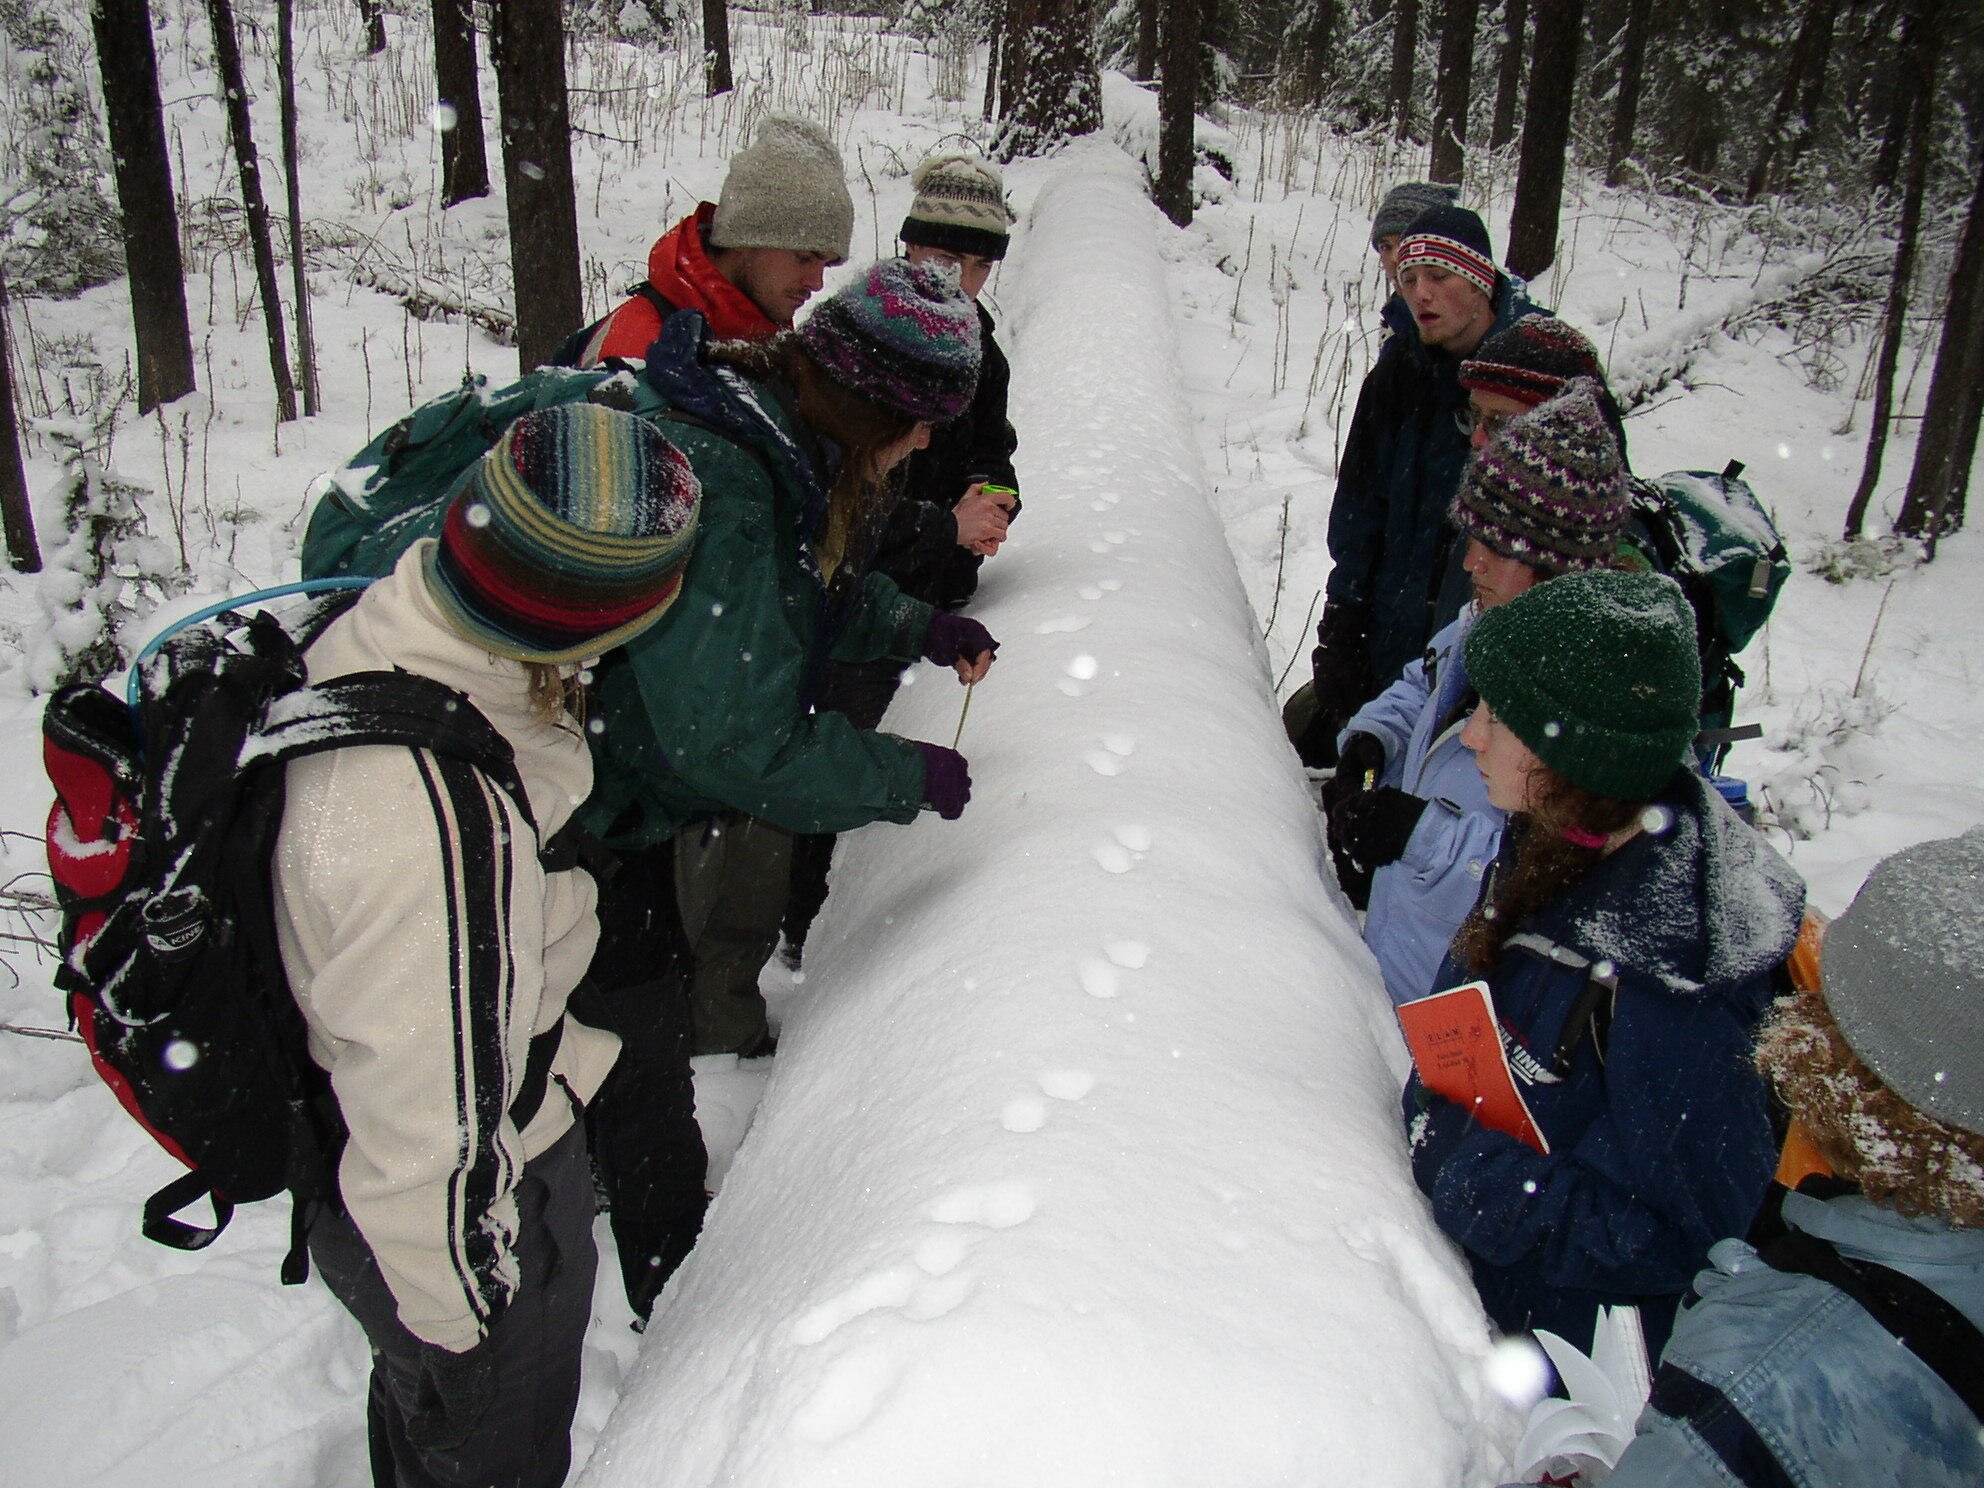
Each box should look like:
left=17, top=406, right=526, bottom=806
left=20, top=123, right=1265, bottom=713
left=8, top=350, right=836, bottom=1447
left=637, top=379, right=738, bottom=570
left=1399, top=979, right=1550, bottom=1155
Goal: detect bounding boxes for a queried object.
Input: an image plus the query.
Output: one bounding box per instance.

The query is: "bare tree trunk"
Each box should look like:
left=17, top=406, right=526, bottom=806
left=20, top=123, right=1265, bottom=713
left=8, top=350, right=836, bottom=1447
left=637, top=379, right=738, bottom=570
left=1745, top=0, right=1839, bottom=200
left=993, top=0, right=1100, bottom=161
left=1287, top=0, right=1337, bottom=107
left=1844, top=0, right=1942, bottom=539
left=433, top=0, right=491, bottom=205
left=0, top=268, right=41, bottom=573
left=1389, top=0, right=1421, bottom=139
left=1157, top=0, right=1200, bottom=225
left=1429, top=0, right=1479, bottom=184
left=90, top=0, right=195, bottom=414
left=1504, top=0, right=1581, bottom=282
left=702, top=0, right=734, bottom=95
left=1001, top=0, right=1037, bottom=119
left=1135, top=0, right=1160, bottom=81
left=206, top=0, right=298, bottom=422
left=277, top=0, right=319, bottom=416
left=984, top=16, right=1003, bottom=119
left=1489, top=0, right=1526, bottom=148
left=1895, top=134, right=1984, bottom=546
left=1870, top=1, right=1915, bottom=189
left=355, top=0, right=387, bottom=52
left=1604, top=0, right=1651, bottom=186
left=493, top=0, right=586, bottom=371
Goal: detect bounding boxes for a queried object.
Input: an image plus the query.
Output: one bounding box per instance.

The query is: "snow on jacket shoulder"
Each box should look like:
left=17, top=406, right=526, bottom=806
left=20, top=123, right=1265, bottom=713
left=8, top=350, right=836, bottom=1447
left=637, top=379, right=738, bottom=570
left=1605, top=1189, right=1984, bottom=1488
left=273, top=547, right=619, bottom=1353
left=1344, top=610, right=1503, bottom=1007
left=585, top=313, right=933, bottom=842
left=1406, top=770, right=1805, bottom=1354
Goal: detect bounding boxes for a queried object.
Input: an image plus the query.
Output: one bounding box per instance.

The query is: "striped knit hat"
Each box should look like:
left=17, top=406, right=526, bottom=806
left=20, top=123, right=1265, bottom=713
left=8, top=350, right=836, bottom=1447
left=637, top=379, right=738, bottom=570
left=1460, top=317, right=1606, bottom=408
left=900, top=152, right=1014, bottom=261
left=1451, top=378, right=1630, bottom=574
left=1396, top=204, right=1498, bottom=299
left=798, top=257, right=982, bottom=422
left=425, top=403, right=700, bottom=664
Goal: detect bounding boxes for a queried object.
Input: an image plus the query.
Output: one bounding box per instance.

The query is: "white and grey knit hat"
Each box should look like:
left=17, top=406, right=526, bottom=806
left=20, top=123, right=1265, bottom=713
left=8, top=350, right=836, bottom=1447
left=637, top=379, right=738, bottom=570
left=709, top=115, right=854, bottom=261
left=899, top=152, right=1014, bottom=261
left=1823, top=828, right=1984, bottom=1139
left=1450, top=377, right=1630, bottom=574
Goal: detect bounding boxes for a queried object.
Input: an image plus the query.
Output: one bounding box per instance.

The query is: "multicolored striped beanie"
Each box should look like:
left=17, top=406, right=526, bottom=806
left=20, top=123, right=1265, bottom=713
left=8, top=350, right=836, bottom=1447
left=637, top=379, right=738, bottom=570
left=1451, top=378, right=1629, bottom=575
left=900, top=152, right=1014, bottom=261
left=1460, top=316, right=1606, bottom=408
left=425, top=402, right=701, bottom=664
left=797, top=257, right=982, bottom=423
left=1395, top=203, right=1498, bottom=299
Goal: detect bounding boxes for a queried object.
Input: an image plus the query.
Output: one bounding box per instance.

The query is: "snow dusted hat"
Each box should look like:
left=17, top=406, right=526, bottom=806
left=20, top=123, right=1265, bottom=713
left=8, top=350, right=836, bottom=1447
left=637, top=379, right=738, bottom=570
left=1460, top=317, right=1606, bottom=408
left=710, top=115, right=854, bottom=261
left=1371, top=180, right=1459, bottom=247
left=1463, top=569, right=1701, bottom=801
left=426, top=403, right=701, bottom=664
left=1820, top=829, right=1984, bottom=1139
left=1452, top=378, right=1631, bottom=574
left=900, top=152, right=1014, bottom=261
left=1395, top=204, right=1498, bottom=299
left=798, top=257, right=982, bottom=423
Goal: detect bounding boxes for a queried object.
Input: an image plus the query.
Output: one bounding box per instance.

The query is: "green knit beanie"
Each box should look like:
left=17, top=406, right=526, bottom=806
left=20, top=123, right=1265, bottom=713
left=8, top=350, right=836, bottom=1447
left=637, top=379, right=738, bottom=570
left=1462, top=569, right=1702, bottom=800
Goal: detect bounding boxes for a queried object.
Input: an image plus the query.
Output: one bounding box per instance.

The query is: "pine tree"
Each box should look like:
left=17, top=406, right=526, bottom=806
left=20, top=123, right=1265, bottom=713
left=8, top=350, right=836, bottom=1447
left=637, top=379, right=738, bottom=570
left=492, top=0, right=585, bottom=370
left=0, top=266, right=41, bottom=573
left=433, top=0, right=491, bottom=206
left=703, top=0, right=734, bottom=95
left=1604, top=0, right=1653, bottom=186
left=1158, top=0, right=1201, bottom=225
left=1429, top=0, right=1480, bottom=184
left=1504, top=0, right=1582, bottom=280
left=994, top=0, right=1102, bottom=160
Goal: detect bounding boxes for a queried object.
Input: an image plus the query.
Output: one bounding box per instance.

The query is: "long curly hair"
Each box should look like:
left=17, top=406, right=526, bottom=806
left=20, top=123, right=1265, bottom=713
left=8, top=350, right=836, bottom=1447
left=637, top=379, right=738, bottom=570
left=1452, top=758, right=1644, bottom=973
left=1758, top=991, right=1984, bottom=1228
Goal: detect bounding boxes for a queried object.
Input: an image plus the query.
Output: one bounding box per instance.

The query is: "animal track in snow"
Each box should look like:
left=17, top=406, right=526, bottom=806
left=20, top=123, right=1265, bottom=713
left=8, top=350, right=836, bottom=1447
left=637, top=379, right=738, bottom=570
left=929, top=1181, right=1036, bottom=1229
left=1105, top=940, right=1150, bottom=969
left=790, top=1349, right=902, bottom=1443
left=1035, top=614, right=1092, bottom=634
left=1039, top=1068, right=1096, bottom=1101
left=1001, top=1095, right=1048, bottom=1132
left=1092, top=841, right=1134, bottom=873
left=1085, top=751, right=1126, bottom=777
left=1101, top=733, right=1135, bottom=756
left=1077, top=956, right=1122, bottom=997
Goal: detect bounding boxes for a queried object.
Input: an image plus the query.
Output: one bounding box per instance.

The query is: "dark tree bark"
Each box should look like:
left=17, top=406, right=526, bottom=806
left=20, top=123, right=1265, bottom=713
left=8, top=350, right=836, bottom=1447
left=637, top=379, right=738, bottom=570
left=277, top=0, right=319, bottom=416
left=355, top=0, right=387, bottom=52
left=1870, top=0, right=1915, bottom=189
left=1135, top=0, right=1160, bottom=80
left=1504, top=0, right=1582, bottom=281
left=1429, top=0, right=1480, bottom=184
left=1844, top=0, right=1942, bottom=539
left=492, top=0, right=585, bottom=371
left=433, top=0, right=490, bottom=205
left=1745, top=0, right=1840, bottom=200
left=1000, top=0, right=1038, bottom=119
left=1389, top=0, right=1421, bottom=139
left=984, top=15, right=1003, bottom=120
left=0, top=267, right=41, bottom=573
left=1157, top=0, right=1200, bottom=225
left=1287, top=0, right=1338, bottom=107
left=993, top=0, right=1101, bottom=161
left=702, top=0, right=734, bottom=96
left=1604, top=0, right=1652, bottom=186
left=206, top=0, right=298, bottom=422
left=90, top=0, right=195, bottom=414
left=1894, top=130, right=1984, bottom=546
left=1489, top=0, right=1527, bottom=148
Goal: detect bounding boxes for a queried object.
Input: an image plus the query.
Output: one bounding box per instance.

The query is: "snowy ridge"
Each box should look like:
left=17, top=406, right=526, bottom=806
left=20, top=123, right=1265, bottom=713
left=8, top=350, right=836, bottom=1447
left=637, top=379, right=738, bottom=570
left=581, top=141, right=1515, bottom=1487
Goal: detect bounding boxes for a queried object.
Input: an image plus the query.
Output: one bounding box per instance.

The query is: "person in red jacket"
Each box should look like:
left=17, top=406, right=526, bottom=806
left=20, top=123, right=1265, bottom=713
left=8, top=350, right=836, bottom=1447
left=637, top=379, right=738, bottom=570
left=575, top=114, right=854, bottom=363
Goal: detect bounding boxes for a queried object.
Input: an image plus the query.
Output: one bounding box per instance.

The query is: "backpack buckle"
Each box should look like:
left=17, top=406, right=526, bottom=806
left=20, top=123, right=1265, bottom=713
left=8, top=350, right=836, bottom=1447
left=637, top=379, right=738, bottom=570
left=141, top=887, right=211, bottom=960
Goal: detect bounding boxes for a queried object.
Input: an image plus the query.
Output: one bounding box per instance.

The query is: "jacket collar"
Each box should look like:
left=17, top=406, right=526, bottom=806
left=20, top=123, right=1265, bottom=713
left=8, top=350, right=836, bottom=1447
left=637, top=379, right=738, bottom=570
left=646, top=203, right=780, bottom=343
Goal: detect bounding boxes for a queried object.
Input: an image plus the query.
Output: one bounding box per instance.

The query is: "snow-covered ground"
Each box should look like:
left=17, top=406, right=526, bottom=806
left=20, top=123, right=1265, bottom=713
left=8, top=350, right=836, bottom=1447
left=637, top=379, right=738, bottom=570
left=0, top=5, right=1979, bottom=1485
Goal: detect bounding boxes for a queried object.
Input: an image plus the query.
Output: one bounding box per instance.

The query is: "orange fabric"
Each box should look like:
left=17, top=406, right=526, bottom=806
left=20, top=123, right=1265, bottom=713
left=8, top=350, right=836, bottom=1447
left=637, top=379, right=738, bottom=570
left=1775, top=1120, right=1834, bottom=1188
left=589, top=204, right=778, bottom=362
left=1785, top=907, right=1828, bottom=993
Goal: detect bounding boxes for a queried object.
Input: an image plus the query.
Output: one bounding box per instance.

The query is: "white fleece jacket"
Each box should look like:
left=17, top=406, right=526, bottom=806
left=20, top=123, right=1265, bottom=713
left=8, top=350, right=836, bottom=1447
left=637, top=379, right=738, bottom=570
left=273, top=544, right=619, bottom=1352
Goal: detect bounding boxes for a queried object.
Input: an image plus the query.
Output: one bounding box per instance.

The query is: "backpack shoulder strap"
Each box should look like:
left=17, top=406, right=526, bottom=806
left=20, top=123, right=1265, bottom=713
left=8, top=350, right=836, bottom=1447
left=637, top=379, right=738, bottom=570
left=1757, top=1228, right=1984, bottom=1419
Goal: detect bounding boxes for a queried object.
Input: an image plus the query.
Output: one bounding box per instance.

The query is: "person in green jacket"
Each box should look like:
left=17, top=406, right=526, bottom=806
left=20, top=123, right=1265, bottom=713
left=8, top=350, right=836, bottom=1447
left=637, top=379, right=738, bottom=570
left=572, top=257, right=995, bottom=1321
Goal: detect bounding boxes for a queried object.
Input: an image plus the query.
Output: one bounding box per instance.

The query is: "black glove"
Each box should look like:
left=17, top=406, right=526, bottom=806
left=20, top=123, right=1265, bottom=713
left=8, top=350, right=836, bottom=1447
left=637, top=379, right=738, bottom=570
left=405, top=1341, right=498, bottom=1453
left=1331, top=786, right=1427, bottom=872
left=1321, top=732, right=1388, bottom=909
left=1309, top=600, right=1376, bottom=749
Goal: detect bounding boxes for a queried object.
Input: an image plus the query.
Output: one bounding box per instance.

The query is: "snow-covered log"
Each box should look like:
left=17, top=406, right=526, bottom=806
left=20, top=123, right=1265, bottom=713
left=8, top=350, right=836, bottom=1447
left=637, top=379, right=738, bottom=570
left=580, top=140, right=1515, bottom=1488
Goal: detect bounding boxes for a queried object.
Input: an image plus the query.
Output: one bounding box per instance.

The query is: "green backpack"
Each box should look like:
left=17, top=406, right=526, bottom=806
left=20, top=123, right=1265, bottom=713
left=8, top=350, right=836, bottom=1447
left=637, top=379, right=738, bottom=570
left=300, top=365, right=671, bottom=580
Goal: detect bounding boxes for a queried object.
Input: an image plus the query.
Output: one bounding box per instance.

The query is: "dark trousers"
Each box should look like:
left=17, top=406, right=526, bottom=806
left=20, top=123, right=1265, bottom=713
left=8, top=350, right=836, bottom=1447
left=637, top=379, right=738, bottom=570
left=673, top=812, right=793, bottom=1056
left=783, top=658, right=904, bottom=958
left=567, top=843, right=709, bottom=1320
left=307, top=1125, right=596, bottom=1488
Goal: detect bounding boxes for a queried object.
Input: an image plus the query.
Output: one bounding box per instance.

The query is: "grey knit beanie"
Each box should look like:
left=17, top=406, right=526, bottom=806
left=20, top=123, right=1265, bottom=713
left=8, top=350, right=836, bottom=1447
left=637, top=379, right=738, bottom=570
left=1823, top=829, right=1984, bottom=1139
left=1371, top=180, right=1459, bottom=247
left=1452, top=378, right=1631, bottom=574
left=710, top=115, right=854, bottom=260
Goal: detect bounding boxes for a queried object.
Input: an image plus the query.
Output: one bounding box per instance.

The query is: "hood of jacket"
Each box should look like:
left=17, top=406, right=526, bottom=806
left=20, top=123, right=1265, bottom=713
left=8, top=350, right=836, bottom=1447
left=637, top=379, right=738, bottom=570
left=646, top=203, right=780, bottom=342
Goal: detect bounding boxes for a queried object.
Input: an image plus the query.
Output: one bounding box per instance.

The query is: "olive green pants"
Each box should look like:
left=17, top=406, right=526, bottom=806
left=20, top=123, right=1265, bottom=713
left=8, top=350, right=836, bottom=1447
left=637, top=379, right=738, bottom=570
left=674, top=812, right=794, bottom=1057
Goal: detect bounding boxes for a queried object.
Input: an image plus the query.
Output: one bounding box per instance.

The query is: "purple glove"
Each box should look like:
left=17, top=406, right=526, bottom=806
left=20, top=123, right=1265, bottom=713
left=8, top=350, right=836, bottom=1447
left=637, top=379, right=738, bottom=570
left=922, top=612, right=999, bottom=668
left=916, top=742, right=972, bottom=820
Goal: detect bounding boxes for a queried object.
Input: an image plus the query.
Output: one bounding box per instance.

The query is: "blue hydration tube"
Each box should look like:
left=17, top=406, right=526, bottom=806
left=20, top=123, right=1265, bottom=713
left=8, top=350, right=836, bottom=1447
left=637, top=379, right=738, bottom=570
left=125, top=576, right=376, bottom=713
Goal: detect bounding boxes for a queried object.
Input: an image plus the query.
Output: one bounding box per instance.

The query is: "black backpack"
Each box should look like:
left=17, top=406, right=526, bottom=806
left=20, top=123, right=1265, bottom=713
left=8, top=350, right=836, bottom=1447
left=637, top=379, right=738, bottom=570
left=42, top=587, right=538, bottom=1281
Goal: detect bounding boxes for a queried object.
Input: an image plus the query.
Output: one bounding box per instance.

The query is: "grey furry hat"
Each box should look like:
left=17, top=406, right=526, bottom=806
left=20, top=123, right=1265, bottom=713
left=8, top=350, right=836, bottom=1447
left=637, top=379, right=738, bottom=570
left=710, top=115, right=854, bottom=260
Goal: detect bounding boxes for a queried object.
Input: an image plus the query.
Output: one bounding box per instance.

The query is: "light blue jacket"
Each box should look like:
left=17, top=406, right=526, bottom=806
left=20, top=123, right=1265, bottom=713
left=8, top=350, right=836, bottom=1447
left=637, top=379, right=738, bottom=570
left=1603, top=1188, right=1984, bottom=1487
left=1339, top=610, right=1503, bottom=1007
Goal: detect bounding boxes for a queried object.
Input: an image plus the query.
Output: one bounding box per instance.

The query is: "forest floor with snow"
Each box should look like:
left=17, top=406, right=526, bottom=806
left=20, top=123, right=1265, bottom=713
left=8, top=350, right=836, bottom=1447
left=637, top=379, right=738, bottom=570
left=1, top=5, right=1979, bottom=1486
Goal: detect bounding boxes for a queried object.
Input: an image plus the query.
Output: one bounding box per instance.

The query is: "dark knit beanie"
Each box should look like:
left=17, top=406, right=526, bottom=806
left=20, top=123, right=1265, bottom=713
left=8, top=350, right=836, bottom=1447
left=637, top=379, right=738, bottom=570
left=797, top=257, right=982, bottom=422
left=1822, top=828, right=1984, bottom=1138
left=710, top=115, right=854, bottom=261
left=1371, top=181, right=1459, bottom=247
left=1452, top=378, right=1631, bottom=574
left=1460, top=317, right=1606, bottom=408
left=1462, top=569, right=1701, bottom=801
left=425, top=403, right=701, bottom=664
left=900, top=152, right=1013, bottom=261
left=1396, top=204, right=1498, bottom=299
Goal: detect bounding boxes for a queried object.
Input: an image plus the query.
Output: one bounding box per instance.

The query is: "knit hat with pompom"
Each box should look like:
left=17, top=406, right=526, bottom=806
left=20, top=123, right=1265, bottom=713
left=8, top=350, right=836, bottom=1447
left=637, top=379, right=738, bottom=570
left=900, top=152, right=1013, bottom=261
